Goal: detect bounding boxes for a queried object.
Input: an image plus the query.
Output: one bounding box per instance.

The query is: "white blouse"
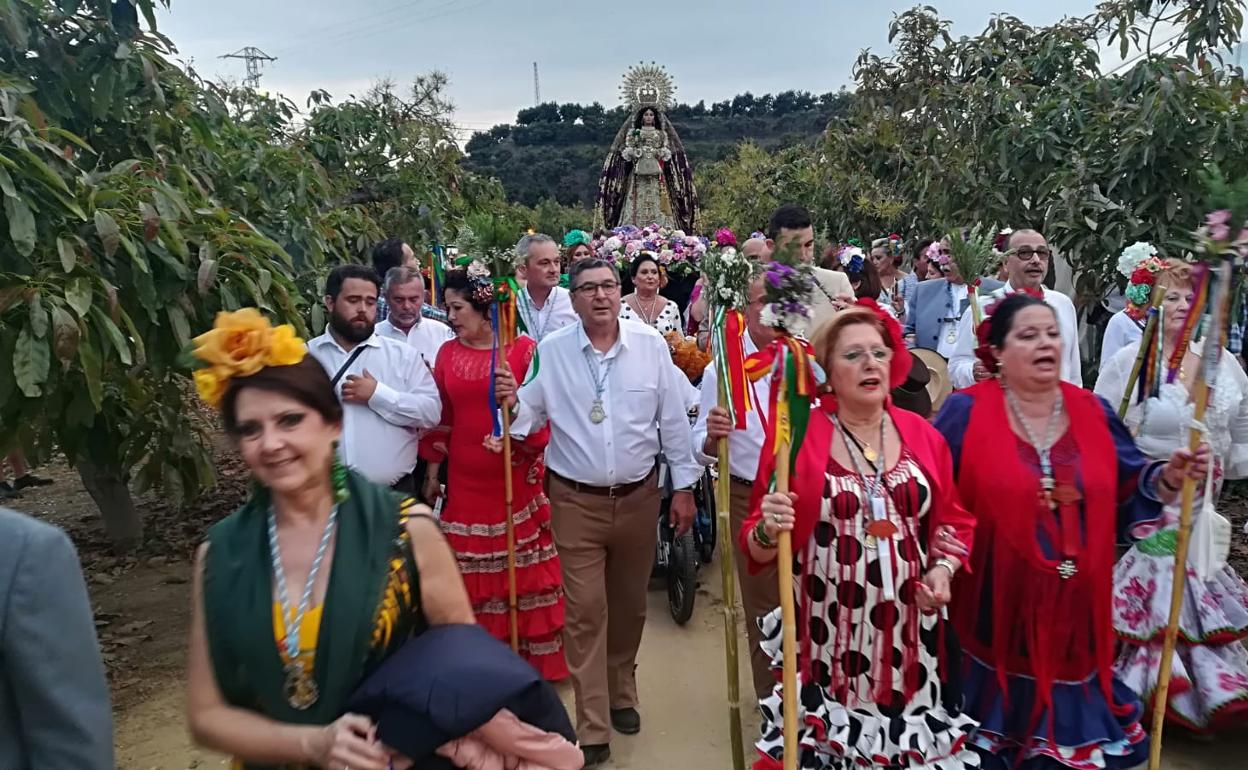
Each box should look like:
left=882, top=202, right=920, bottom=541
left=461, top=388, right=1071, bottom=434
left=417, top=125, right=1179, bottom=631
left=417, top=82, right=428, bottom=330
left=620, top=295, right=683, bottom=336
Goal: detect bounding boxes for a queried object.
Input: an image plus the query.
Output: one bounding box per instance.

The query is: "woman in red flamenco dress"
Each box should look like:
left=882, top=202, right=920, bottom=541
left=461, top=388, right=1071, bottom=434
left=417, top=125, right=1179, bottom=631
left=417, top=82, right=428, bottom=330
left=420, top=267, right=568, bottom=681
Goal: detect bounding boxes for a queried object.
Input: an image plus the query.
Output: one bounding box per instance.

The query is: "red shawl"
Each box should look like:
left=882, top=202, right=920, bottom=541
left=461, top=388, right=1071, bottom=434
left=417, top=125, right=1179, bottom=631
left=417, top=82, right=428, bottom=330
left=950, top=380, right=1122, bottom=724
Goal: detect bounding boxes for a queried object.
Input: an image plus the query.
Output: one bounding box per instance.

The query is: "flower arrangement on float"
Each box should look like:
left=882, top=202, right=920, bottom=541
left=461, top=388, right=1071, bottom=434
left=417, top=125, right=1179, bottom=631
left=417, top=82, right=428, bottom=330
left=591, top=223, right=711, bottom=277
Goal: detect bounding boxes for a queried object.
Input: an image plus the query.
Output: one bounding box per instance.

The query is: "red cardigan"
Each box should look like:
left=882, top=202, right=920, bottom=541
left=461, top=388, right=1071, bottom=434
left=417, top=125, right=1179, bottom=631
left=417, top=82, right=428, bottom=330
left=737, top=398, right=976, bottom=574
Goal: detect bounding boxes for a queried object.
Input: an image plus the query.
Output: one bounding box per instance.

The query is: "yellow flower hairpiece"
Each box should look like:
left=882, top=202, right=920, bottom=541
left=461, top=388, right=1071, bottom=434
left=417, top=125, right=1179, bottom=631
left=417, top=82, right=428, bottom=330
left=191, top=308, right=306, bottom=406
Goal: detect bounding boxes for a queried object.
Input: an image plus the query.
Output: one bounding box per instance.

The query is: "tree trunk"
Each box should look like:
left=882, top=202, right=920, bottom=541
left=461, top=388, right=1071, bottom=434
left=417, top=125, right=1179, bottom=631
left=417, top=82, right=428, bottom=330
left=75, top=459, right=143, bottom=554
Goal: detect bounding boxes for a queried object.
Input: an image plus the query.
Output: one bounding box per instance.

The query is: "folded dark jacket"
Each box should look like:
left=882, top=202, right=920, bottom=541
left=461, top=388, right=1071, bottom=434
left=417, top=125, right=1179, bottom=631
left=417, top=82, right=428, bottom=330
left=347, top=624, right=574, bottom=765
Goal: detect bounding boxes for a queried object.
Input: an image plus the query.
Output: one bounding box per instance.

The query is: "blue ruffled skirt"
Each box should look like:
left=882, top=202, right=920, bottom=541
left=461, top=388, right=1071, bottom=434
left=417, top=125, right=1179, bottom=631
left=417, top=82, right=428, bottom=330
left=961, top=653, right=1149, bottom=770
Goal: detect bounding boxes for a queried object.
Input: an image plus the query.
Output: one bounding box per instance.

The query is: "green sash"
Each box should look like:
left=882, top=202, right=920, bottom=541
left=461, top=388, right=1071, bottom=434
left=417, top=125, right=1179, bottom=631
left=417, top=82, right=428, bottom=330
left=203, top=470, right=417, bottom=767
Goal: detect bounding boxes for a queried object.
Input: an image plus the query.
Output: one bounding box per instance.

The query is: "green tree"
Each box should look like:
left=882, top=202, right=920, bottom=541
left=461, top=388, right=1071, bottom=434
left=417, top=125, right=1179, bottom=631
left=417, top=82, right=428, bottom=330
left=0, top=0, right=500, bottom=551
left=811, top=0, right=1248, bottom=303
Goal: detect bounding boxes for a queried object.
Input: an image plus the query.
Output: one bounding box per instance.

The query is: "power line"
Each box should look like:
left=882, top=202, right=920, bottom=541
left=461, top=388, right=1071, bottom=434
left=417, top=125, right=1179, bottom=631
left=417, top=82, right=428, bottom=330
left=275, top=0, right=488, bottom=57
left=268, top=0, right=443, bottom=56
left=533, top=62, right=540, bottom=105
left=1106, top=30, right=1184, bottom=76
left=220, top=46, right=276, bottom=89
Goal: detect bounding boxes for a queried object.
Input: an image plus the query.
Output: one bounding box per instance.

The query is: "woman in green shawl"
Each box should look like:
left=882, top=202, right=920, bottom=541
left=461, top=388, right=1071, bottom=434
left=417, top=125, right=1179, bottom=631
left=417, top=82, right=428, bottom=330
left=185, top=309, right=474, bottom=770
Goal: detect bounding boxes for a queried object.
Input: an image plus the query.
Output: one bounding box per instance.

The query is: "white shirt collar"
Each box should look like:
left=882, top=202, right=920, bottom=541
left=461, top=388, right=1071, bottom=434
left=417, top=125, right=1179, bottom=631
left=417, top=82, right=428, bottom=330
left=312, top=328, right=383, bottom=354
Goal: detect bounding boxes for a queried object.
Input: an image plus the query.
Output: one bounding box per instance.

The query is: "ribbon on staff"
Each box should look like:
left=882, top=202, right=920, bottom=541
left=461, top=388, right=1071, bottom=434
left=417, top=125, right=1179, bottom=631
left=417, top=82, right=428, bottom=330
left=1166, top=263, right=1210, bottom=382
left=488, top=276, right=541, bottom=438
left=429, top=245, right=446, bottom=309
left=711, top=305, right=752, bottom=429
left=1136, top=305, right=1164, bottom=406
left=746, top=336, right=823, bottom=471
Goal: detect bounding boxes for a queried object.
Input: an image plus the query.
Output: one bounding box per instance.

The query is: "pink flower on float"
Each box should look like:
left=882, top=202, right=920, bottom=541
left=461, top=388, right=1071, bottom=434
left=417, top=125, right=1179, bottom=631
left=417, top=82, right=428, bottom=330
left=624, top=240, right=640, bottom=256
left=1210, top=223, right=1231, bottom=242
left=1207, top=209, right=1232, bottom=227
left=715, top=228, right=738, bottom=247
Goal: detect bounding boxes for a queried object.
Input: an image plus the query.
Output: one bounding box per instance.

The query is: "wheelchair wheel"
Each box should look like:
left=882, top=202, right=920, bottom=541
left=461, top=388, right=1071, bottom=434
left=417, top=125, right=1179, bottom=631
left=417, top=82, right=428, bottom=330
left=697, top=474, right=717, bottom=565
left=667, top=530, right=698, bottom=625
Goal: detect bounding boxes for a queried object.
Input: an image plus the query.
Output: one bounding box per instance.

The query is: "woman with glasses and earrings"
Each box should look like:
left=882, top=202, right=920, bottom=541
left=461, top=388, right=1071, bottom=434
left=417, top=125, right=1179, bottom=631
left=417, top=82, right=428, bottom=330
left=742, top=299, right=980, bottom=770
left=931, top=293, right=1210, bottom=770
left=419, top=268, right=568, bottom=681
left=1095, top=259, right=1248, bottom=734
left=619, top=253, right=682, bottom=335
left=184, top=310, right=475, bottom=770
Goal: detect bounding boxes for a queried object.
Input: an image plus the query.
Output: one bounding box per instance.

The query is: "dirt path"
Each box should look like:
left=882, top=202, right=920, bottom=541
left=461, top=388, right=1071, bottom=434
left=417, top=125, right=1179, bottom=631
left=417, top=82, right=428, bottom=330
left=113, top=557, right=1245, bottom=770
left=8, top=462, right=1243, bottom=769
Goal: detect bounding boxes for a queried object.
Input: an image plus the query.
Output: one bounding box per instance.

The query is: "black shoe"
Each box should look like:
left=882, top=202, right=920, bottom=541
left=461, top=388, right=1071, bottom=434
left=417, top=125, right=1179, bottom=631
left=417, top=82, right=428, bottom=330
left=581, top=743, right=611, bottom=767
left=13, top=473, right=52, bottom=490
left=0, top=482, right=21, bottom=500
left=610, top=707, right=640, bottom=735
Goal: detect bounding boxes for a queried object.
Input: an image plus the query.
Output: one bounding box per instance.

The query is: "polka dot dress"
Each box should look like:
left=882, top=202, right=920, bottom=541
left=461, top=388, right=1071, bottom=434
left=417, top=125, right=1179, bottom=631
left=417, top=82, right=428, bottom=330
left=755, top=449, right=980, bottom=769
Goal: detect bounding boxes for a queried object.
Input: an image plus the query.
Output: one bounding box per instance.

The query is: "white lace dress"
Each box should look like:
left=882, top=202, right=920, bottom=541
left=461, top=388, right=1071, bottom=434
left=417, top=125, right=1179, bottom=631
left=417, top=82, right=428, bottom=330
left=1094, top=343, right=1248, bottom=731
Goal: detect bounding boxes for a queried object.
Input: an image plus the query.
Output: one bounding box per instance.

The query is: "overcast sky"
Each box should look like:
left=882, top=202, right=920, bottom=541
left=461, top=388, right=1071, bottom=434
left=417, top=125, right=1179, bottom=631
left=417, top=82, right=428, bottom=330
left=157, top=0, right=1121, bottom=137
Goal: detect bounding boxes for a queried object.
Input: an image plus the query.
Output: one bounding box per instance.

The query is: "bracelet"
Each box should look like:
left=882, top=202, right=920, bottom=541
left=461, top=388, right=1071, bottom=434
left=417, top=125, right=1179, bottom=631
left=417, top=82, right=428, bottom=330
left=932, top=557, right=958, bottom=577
left=753, top=518, right=776, bottom=550
left=1159, top=473, right=1180, bottom=493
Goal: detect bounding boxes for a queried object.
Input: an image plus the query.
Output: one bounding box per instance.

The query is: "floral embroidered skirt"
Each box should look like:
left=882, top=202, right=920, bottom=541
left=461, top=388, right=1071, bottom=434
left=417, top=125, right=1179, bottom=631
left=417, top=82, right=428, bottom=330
left=1112, top=531, right=1248, bottom=732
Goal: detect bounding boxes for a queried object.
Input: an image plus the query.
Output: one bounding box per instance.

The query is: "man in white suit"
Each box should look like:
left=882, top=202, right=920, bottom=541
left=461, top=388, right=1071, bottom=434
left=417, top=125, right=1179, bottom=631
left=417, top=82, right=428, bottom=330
left=764, top=204, right=854, bottom=335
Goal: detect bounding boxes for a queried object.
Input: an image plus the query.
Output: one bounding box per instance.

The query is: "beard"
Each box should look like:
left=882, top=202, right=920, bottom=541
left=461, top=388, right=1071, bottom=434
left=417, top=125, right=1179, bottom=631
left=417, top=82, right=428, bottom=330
left=330, top=308, right=374, bottom=343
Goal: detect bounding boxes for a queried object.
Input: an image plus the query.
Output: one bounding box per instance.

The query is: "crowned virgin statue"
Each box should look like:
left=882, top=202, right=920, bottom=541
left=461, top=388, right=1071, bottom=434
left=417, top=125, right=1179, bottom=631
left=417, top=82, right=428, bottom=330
left=598, top=63, right=698, bottom=231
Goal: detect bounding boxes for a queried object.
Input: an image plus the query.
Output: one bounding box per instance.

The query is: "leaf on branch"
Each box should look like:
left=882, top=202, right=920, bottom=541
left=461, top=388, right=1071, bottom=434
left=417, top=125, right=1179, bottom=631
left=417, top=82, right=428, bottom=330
left=51, top=305, right=80, bottom=364
left=94, top=210, right=121, bottom=257
left=27, top=292, right=47, bottom=338
left=196, top=257, right=219, bottom=294
left=14, top=327, right=49, bottom=398
left=140, top=202, right=159, bottom=242
left=5, top=196, right=36, bottom=256
left=57, top=236, right=76, bottom=272
left=65, top=277, right=92, bottom=318
left=89, top=306, right=132, bottom=366
left=78, top=335, right=103, bottom=411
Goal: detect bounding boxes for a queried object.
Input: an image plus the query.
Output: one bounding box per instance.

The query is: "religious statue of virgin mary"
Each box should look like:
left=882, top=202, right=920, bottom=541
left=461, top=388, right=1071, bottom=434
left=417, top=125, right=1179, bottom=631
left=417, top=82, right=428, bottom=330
left=598, top=63, right=698, bottom=231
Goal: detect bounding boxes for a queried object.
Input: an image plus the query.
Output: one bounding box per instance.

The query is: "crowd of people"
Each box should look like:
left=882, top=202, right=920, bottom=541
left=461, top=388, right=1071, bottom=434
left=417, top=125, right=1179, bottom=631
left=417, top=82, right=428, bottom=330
left=3, top=201, right=1246, bottom=770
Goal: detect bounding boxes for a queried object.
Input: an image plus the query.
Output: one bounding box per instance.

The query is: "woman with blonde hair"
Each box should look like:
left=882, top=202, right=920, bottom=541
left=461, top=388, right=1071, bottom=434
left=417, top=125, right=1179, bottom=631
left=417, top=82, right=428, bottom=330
left=1095, top=258, right=1248, bottom=733
left=741, top=299, right=980, bottom=769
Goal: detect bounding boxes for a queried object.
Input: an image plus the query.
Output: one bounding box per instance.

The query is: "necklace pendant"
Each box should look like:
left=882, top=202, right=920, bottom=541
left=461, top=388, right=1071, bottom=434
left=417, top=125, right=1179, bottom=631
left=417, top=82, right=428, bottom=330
left=863, top=446, right=879, bottom=463
left=1056, top=559, right=1077, bottom=580
left=284, top=661, right=319, bottom=710
left=589, top=399, right=606, bottom=424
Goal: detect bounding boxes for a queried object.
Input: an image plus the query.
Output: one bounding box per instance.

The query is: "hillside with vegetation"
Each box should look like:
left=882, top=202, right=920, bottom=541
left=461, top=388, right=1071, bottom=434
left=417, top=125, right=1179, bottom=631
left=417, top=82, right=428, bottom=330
left=463, top=90, right=852, bottom=208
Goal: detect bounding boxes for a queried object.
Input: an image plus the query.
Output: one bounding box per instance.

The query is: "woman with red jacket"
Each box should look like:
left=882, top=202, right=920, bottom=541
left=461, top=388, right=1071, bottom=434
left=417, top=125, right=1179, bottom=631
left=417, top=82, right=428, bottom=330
left=740, top=300, right=980, bottom=770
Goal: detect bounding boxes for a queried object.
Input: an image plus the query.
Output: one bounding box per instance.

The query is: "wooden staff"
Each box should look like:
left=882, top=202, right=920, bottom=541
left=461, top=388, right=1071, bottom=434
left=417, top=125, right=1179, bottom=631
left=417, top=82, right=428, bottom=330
left=1147, top=260, right=1230, bottom=770
left=1117, top=285, right=1166, bottom=420
left=773, top=351, right=799, bottom=770
left=1146, top=382, right=1207, bottom=770
left=499, top=315, right=519, bottom=652
left=715, top=386, right=746, bottom=770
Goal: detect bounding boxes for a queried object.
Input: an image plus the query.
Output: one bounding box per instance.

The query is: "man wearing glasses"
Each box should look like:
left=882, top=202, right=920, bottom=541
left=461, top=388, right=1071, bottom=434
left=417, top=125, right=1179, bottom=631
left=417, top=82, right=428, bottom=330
left=493, top=258, right=700, bottom=767
left=948, top=229, right=1083, bottom=387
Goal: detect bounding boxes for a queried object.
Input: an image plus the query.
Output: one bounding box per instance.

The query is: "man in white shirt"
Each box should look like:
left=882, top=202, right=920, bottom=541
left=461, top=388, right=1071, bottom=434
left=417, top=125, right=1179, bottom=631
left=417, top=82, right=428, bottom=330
left=690, top=273, right=780, bottom=701
left=307, top=264, right=441, bottom=493
left=375, top=266, right=454, bottom=373
left=516, top=233, right=579, bottom=342
left=764, top=203, right=854, bottom=335
left=494, top=258, right=699, bottom=767
left=948, top=228, right=1082, bottom=388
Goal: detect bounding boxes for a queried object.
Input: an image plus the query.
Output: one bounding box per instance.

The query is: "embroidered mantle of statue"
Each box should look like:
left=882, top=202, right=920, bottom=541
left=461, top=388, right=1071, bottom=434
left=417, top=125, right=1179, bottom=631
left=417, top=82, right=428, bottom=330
left=598, top=63, right=697, bottom=231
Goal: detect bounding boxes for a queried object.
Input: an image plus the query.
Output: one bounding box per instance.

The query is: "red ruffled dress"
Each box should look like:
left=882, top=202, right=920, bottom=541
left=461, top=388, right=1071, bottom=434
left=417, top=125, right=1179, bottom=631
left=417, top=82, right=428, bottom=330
left=419, top=336, right=568, bottom=681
